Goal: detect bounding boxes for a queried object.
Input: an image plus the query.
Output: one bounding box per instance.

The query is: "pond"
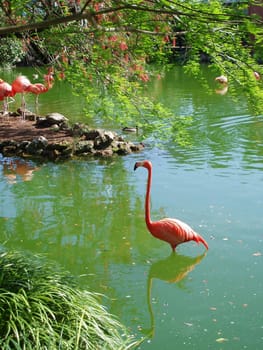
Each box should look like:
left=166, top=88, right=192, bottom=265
left=0, top=67, right=262, bottom=349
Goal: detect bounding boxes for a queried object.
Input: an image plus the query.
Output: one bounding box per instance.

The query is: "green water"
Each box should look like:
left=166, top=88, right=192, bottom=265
left=0, top=67, right=262, bottom=349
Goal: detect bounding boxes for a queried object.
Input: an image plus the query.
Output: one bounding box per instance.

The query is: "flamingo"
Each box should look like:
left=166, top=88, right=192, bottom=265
left=134, top=160, right=209, bottom=251
left=215, top=75, right=228, bottom=85
left=254, top=71, right=260, bottom=80
left=11, top=75, right=31, bottom=119
left=0, top=79, right=13, bottom=116
left=26, top=68, right=54, bottom=111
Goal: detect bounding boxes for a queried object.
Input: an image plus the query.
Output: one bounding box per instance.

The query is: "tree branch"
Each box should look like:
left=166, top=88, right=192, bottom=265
left=0, top=2, right=261, bottom=37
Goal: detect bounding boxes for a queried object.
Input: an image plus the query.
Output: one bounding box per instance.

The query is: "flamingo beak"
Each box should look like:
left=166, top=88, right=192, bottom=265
left=134, top=162, right=139, bottom=171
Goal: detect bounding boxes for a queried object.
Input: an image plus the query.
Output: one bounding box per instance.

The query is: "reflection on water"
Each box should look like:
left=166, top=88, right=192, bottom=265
left=215, top=85, right=228, bottom=95
left=0, top=157, right=39, bottom=184
left=143, top=252, right=206, bottom=339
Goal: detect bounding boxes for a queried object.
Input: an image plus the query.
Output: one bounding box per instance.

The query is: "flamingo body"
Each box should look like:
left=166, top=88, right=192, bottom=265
left=0, top=79, right=12, bottom=99
left=150, top=218, right=208, bottom=250
left=0, top=79, right=13, bottom=114
left=26, top=70, right=54, bottom=108
left=26, top=83, right=47, bottom=94
left=134, top=160, right=208, bottom=251
left=11, top=75, right=31, bottom=95
left=11, top=75, right=31, bottom=119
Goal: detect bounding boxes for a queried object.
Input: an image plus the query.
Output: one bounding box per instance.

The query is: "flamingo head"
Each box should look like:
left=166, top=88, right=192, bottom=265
left=215, top=75, right=228, bottom=84
left=134, top=160, right=152, bottom=171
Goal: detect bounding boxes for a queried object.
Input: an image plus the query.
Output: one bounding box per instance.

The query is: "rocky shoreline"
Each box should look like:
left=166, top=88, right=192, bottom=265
left=0, top=112, right=144, bottom=161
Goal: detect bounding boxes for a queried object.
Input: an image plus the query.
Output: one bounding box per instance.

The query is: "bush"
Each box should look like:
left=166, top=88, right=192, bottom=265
left=0, top=250, right=137, bottom=349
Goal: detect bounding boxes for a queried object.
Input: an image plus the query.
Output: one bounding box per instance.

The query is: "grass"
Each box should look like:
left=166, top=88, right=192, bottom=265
left=0, top=250, right=138, bottom=349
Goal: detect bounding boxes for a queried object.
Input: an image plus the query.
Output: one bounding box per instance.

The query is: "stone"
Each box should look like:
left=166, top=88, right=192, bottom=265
left=84, top=129, right=102, bottom=140
left=75, top=140, right=94, bottom=154
left=46, top=113, right=68, bottom=125
left=36, top=113, right=69, bottom=128
left=71, top=123, right=90, bottom=137
left=0, top=116, right=144, bottom=161
left=26, top=136, right=48, bottom=155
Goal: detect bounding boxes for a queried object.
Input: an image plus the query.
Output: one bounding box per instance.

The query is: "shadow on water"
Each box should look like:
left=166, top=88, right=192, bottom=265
left=142, top=252, right=207, bottom=339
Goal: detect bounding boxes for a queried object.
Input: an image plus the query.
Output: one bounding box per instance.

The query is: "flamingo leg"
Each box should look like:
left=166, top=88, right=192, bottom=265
left=3, top=100, right=8, bottom=116
left=21, top=93, right=26, bottom=120
left=34, top=95, right=40, bottom=120
left=2, top=98, right=12, bottom=120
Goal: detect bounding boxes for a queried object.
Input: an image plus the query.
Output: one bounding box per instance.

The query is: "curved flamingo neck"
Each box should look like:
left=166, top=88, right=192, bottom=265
left=145, top=163, right=152, bottom=228
left=44, top=74, right=54, bottom=90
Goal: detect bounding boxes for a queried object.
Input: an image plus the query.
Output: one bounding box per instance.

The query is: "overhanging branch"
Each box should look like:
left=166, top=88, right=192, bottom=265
left=0, top=2, right=258, bottom=37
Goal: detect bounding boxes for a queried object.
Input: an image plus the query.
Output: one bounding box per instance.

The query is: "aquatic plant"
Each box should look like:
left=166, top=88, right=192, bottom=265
left=0, top=250, right=137, bottom=349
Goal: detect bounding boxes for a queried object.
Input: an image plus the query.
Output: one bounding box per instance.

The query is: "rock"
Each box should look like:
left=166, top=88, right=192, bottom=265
left=0, top=140, right=17, bottom=156
left=51, top=124, right=60, bottom=131
left=94, top=148, right=114, bottom=157
left=35, top=117, right=51, bottom=128
left=0, top=117, right=144, bottom=161
left=46, top=113, right=68, bottom=125
left=84, top=129, right=102, bottom=141
left=36, top=113, right=69, bottom=128
left=94, top=131, right=114, bottom=150
left=45, top=141, right=73, bottom=160
left=71, top=123, right=89, bottom=137
left=75, top=140, right=94, bottom=155
left=26, top=136, right=48, bottom=156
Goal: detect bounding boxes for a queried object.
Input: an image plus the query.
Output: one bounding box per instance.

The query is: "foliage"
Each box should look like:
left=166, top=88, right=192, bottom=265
left=0, top=250, right=138, bottom=349
left=0, top=1, right=263, bottom=140
left=0, top=37, right=25, bottom=67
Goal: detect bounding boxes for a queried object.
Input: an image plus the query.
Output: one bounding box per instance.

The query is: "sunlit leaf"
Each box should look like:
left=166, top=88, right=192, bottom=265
left=216, top=337, right=228, bottom=343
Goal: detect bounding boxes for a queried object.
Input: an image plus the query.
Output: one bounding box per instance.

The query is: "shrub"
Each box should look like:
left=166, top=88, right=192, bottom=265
left=0, top=250, right=137, bottom=349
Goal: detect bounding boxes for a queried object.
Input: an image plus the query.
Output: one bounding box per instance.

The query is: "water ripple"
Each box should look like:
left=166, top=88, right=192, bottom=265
left=210, top=114, right=259, bottom=130
left=169, top=113, right=263, bottom=173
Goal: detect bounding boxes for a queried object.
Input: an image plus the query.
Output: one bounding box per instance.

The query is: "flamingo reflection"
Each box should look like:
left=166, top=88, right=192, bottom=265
left=142, top=252, right=206, bottom=338
left=2, top=158, right=39, bottom=184
left=215, top=85, right=228, bottom=95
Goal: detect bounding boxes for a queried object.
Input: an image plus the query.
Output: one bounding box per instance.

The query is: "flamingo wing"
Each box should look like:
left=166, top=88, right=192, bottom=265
left=26, top=83, right=46, bottom=94
left=12, top=76, right=31, bottom=93
left=150, top=218, right=208, bottom=250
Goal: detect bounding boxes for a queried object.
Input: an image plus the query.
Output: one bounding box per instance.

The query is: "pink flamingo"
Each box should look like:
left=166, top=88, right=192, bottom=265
left=26, top=68, right=54, bottom=109
left=11, top=75, right=31, bottom=119
left=0, top=79, right=13, bottom=116
left=134, top=160, right=209, bottom=252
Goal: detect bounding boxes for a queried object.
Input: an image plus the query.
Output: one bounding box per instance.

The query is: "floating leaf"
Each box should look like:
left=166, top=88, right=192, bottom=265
left=252, top=252, right=262, bottom=256
left=216, top=337, right=228, bottom=343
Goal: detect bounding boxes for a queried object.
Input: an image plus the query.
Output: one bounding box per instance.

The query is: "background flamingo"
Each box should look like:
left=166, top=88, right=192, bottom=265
left=215, top=75, right=228, bottom=84
left=26, top=68, right=54, bottom=114
left=0, top=79, right=13, bottom=116
left=11, top=75, right=31, bottom=119
left=134, top=160, right=209, bottom=251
